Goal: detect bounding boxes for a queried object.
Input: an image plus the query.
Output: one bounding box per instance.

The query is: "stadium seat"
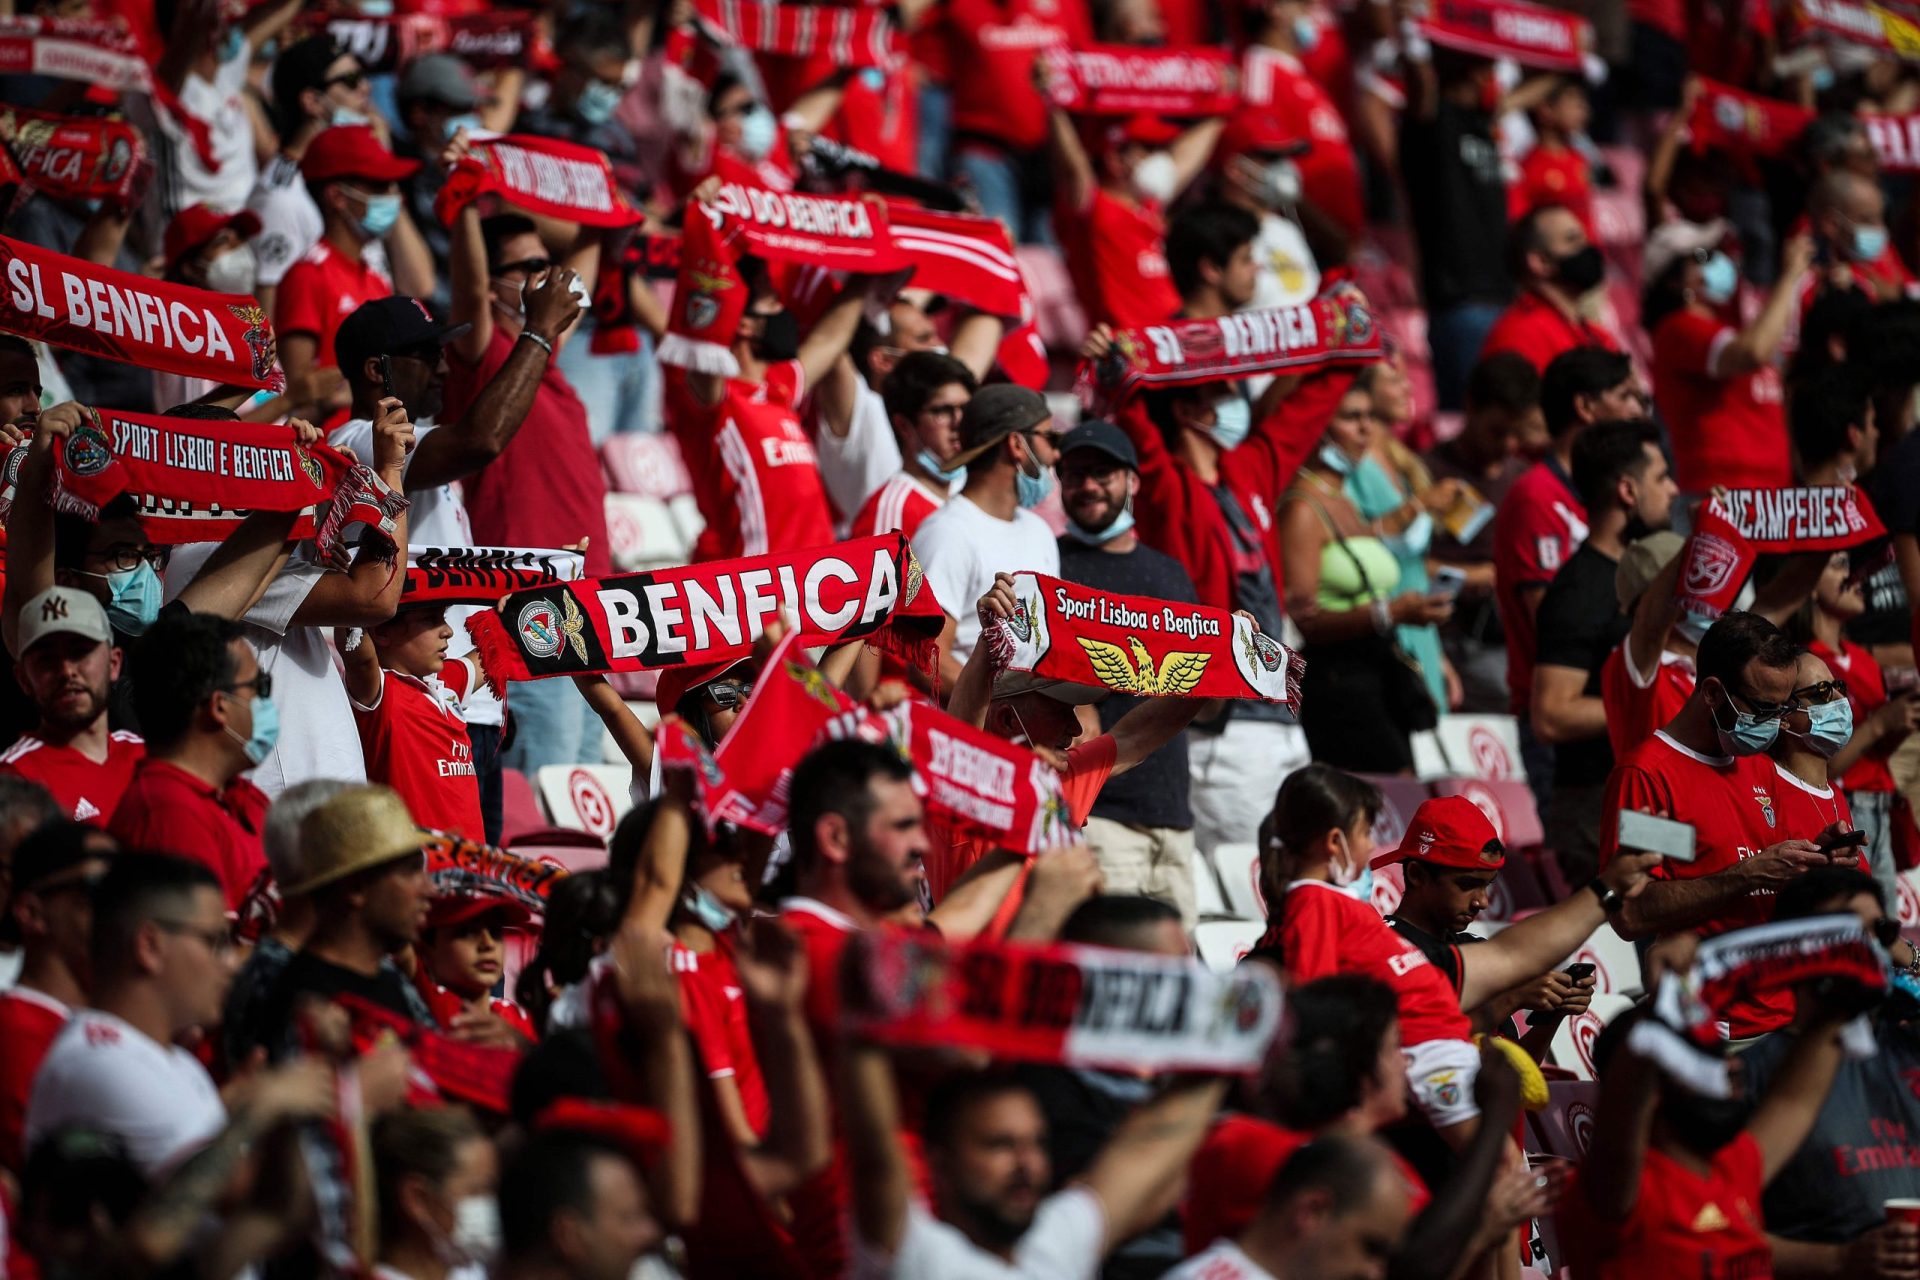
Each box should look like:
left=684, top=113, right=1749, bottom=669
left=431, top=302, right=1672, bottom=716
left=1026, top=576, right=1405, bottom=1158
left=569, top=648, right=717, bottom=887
left=503, top=826, right=610, bottom=875
left=596, top=699, right=659, bottom=767
left=1016, top=246, right=1088, bottom=355
left=535, top=763, right=636, bottom=840
left=1410, top=730, right=1450, bottom=779
left=1433, top=714, right=1526, bottom=782
left=1428, top=776, right=1545, bottom=849
left=1193, top=844, right=1231, bottom=919
left=604, top=493, right=691, bottom=571
left=1356, top=774, right=1435, bottom=850
left=1547, top=992, right=1636, bottom=1080
left=1527, top=1078, right=1600, bottom=1162
left=1560, top=925, right=1645, bottom=999
left=1371, top=862, right=1405, bottom=916
left=1213, top=842, right=1266, bottom=921
left=1194, top=920, right=1266, bottom=974
left=1898, top=867, right=1920, bottom=932
left=499, top=767, right=547, bottom=845
left=600, top=432, right=693, bottom=500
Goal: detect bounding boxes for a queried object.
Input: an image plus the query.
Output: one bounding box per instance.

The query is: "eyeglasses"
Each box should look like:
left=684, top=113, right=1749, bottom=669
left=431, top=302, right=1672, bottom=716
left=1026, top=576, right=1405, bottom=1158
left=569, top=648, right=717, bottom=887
left=495, top=256, right=553, bottom=279
left=94, top=543, right=164, bottom=574
left=920, top=402, right=966, bottom=422
left=322, top=68, right=367, bottom=91
left=221, top=671, right=273, bottom=700
left=153, top=919, right=234, bottom=957
left=1025, top=429, right=1067, bottom=450
left=1791, top=678, right=1850, bottom=705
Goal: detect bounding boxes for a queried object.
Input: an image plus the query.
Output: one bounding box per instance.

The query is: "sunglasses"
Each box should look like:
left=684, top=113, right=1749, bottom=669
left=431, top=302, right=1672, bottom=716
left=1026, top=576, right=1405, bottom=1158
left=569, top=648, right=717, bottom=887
left=496, top=257, right=553, bottom=279
left=323, top=68, right=368, bottom=91
left=698, top=679, right=752, bottom=710
left=1792, top=679, right=1850, bottom=705
left=221, top=671, right=273, bottom=700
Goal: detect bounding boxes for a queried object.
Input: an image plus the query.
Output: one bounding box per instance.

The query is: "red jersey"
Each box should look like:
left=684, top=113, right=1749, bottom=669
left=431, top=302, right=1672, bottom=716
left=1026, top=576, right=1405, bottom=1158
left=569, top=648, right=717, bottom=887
left=274, top=240, right=392, bottom=370
left=1060, top=188, right=1180, bottom=330
left=1650, top=310, right=1792, bottom=493
left=945, top=0, right=1090, bottom=151
left=1560, top=1132, right=1770, bottom=1280
left=1600, top=643, right=1695, bottom=761
left=1493, top=459, right=1589, bottom=714
left=0, top=986, right=67, bottom=1171
left=666, top=362, right=835, bottom=562
left=352, top=664, right=484, bottom=842
left=851, top=473, right=945, bottom=542
left=1259, top=879, right=1473, bottom=1046
left=1240, top=46, right=1365, bottom=237
left=109, top=760, right=269, bottom=910
left=417, top=982, right=537, bottom=1040
left=672, top=939, right=770, bottom=1138
left=1511, top=143, right=1595, bottom=233
left=1768, top=763, right=1852, bottom=842
left=1811, top=638, right=1897, bottom=794
left=0, top=730, right=144, bottom=825
left=1601, top=733, right=1788, bottom=1037
left=1479, top=290, right=1619, bottom=376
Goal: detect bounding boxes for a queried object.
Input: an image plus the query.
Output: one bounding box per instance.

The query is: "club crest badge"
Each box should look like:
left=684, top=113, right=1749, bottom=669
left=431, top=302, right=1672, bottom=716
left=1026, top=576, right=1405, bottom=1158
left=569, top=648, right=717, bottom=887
left=1076, top=635, right=1210, bottom=695
left=1684, top=531, right=1742, bottom=597
left=226, top=302, right=276, bottom=383
left=1243, top=628, right=1284, bottom=673
left=65, top=416, right=112, bottom=477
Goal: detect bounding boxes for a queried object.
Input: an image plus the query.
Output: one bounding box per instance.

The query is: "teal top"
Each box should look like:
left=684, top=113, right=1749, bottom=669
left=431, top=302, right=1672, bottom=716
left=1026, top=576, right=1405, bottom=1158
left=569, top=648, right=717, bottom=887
left=1346, top=455, right=1447, bottom=709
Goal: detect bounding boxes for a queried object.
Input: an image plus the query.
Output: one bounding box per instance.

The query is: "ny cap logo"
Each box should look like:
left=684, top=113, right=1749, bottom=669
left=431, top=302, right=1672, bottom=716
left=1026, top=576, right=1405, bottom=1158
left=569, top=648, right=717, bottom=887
left=40, top=595, right=67, bottom=622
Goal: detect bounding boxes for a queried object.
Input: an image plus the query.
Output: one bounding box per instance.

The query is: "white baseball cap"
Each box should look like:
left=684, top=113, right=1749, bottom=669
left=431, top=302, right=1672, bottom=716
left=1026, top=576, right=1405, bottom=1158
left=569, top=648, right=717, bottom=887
left=17, top=586, right=111, bottom=654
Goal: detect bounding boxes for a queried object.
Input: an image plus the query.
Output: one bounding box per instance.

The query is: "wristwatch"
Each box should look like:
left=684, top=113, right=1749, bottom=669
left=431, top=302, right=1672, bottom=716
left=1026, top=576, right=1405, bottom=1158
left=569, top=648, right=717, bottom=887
left=1585, top=879, right=1623, bottom=915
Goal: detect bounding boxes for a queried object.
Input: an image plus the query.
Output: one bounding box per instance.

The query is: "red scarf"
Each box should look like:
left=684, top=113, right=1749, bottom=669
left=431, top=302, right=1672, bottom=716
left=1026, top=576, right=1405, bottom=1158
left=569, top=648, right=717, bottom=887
left=336, top=991, right=523, bottom=1114
left=1040, top=44, right=1236, bottom=116
left=984, top=572, right=1306, bottom=711
left=849, top=932, right=1285, bottom=1072
left=403, top=546, right=585, bottom=606
left=311, top=11, right=542, bottom=73
left=705, top=182, right=905, bottom=274
left=1695, top=915, right=1889, bottom=1017
left=467, top=534, right=944, bottom=689
left=436, top=133, right=644, bottom=229
left=1675, top=486, right=1885, bottom=618
left=1078, top=291, right=1385, bottom=403
left=1789, top=0, right=1920, bottom=55
left=0, top=234, right=284, bottom=391
left=690, top=0, right=897, bottom=68
left=657, top=202, right=750, bottom=376
left=423, top=832, right=568, bottom=915
left=1416, top=0, right=1594, bottom=73
left=886, top=204, right=1028, bottom=321
left=0, top=106, right=149, bottom=207
left=0, top=16, right=152, bottom=91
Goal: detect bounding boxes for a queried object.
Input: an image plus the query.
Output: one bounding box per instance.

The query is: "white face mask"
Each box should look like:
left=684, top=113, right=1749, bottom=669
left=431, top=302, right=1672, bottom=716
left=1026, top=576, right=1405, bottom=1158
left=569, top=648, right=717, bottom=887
left=446, top=1195, right=501, bottom=1266
left=1130, top=151, right=1179, bottom=205
left=202, top=244, right=257, bottom=295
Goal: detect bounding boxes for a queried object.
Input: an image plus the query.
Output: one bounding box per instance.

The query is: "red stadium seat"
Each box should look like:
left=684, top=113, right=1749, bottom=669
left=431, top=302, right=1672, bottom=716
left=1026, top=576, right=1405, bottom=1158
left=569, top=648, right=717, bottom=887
left=499, top=767, right=547, bottom=846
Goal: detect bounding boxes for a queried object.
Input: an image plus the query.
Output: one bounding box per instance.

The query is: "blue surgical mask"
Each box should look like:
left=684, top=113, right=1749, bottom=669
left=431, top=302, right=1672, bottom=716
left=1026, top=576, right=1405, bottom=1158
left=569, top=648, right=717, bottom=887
left=87, top=561, right=162, bottom=636
left=219, top=26, right=245, bottom=62
left=1330, top=832, right=1373, bottom=902
left=356, top=0, right=394, bottom=13
left=857, top=67, right=888, bottom=92
left=737, top=105, right=778, bottom=161
left=329, top=105, right=369, bottom=128
left=1792, top=699, right=1854, bottom=758
left=1699, top=251, right=1739, bottom=306
left=576, top=79, right=622, bottom=126
left=1210, top=398, right=1252, bottom=450
left=916, top=448, right=964, bottom=486
left=444, top=113, right=484, bottom=143
left=357, top=192, right=401, bottom=239
left=681, top=881, right=737, bottom=931
left=1852, top=224, right=1890, bottom=263
left=1711, top=690, right=1781, bottom=757
left=1016, top=459, right=1054, bottom=509
left=1675, top=608, right=1713, bottom=646
left=1067, top=507, right=1136, bottom=546
left=1294, top=15, right=1321, bottom=50
left=228, top=693, right=279, bottom=767
left=1318, top=442, right=1354, bottom=474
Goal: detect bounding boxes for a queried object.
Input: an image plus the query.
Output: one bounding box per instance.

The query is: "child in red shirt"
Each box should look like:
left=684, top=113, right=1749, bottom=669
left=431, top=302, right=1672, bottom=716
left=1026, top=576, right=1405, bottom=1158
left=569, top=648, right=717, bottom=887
left=415, top=895, right=538, bottom=1044
left=339, top=606, right=485, bottom=842
left=1512, top=79, right=1596, bottom=236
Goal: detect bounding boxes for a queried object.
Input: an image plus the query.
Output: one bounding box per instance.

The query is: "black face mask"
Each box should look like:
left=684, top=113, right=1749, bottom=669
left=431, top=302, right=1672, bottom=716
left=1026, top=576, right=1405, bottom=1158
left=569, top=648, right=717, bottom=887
left=1659, top=1088, right=1750, bottom=1156
left=752, top=309, right=800, bottom=362
left=1555, top=244, right=1606, bottom=294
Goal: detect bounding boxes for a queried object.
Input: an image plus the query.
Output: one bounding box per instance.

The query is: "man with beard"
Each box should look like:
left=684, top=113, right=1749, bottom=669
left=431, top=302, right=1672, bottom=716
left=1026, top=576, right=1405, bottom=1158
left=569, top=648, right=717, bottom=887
left=0, top=588, right=144, bottom=824
left=1053, top=422, right=1207, bottom=929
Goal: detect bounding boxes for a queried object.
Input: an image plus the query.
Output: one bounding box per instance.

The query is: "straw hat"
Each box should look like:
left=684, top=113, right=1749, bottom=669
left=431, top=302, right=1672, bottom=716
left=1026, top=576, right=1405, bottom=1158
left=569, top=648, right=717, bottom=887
left=281, top=784, right=425, bottom=898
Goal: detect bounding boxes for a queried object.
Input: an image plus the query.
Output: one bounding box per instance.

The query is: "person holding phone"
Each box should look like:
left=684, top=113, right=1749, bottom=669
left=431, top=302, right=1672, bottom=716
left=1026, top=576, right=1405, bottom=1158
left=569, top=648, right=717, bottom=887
left=1769, top=650, right=1868, bottom=869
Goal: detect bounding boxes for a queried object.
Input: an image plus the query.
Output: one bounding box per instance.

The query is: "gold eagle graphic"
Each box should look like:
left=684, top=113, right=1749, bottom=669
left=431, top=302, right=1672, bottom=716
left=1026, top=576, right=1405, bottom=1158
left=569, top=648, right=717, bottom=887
left=560, top=593, right=589, bottom=665
left=1076, top=635, right=1210, bottom=695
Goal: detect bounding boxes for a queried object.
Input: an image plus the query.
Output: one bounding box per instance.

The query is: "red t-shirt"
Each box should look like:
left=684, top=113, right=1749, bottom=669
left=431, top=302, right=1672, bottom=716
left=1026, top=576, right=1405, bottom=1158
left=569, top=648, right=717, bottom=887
left=851, top=473, right=945, bottom=542
left=1511, top=143, right=1595, bottom=233
left=1811, top=638, right=1897, bottom=794
left=1768, top=763, right=1853, bottom=841
left=352, top=664, right=484, bottom=842
left=1184, top=1114, right=1430, bottom=1255
left=1601, top=733, right=1789, bottom=1037
left=0, top=730, right=145, bottom=825
left=442, top=328, right=611, bottom=577
left=1628, top=0, right=1686, bottom=40
left=1240, top=46, right=1365, bottom=238
left=1493, top=459, right=1588, bottom=715
left=0, top=986, right=68, bottom=1171
left=945, top=0, right=1090, bottom=151
left=673, top=938, right=771, bottom=1138
left=109, top=759, right=269, bottom=910
left=1560, top=1132, right=1770, bottom=1280
left=274, top=240, right=392, bottom=370
left=1650, top=310, right=1792, bottom=493
left=1060, top=188, right=1181, bottom=331
left=1600, top=644, right=1695, bottom=761
left=665, top=362, right=835, bottom=563
left=417, top=981, right=537, bottom=1040
left=1259, top=879, right=1473, bottom=1046
left=1479, top=290, right=1619, bottom=376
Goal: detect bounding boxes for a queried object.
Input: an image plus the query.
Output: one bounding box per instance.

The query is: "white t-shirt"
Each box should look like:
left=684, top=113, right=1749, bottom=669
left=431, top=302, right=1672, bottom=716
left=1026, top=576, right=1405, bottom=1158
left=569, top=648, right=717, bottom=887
left=249, top=155, right=390, bottom=289
left=1161, top=1241, right=1278, bottom=1280
left=853, top=1187, right=1106, bottom=1280
left=161, top=46, right=258, bottom=212
left=25, top=1009, right=226, bottom=1176
left=911, top=494, right=1059, bottom=664
left=1250, top=212, right=1320, bottom=310
left=816, top=382, right=902, bottom=528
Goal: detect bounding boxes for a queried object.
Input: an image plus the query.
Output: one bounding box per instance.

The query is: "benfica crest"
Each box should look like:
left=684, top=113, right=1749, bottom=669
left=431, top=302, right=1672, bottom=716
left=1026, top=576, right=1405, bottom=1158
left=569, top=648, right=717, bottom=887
left=65, top=413, right=112, bottom=477
left=1684, top=532, right=1742, bottom=597
left=1243, top=628, right=1285, bottom=674
left=226, top=302, right=275, bottom=383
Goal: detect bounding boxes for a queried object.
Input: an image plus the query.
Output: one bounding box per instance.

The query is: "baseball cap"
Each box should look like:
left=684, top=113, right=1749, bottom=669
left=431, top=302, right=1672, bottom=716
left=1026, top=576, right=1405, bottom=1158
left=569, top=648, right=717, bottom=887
left=427, top=892, right=534, bottom=932
left=1368, top=796, right=1506, bottom=871
left=1102, top=113, right=1182, bottom=152
left=1641, top=217, right=1732, bottom=289
left=300, top=124, right=421, bottom=184
left=946, top=384, right=1053, bottom=467
left=335, top=297, right=471, bottom=381
left=1219, top=113, right=1312, bottom=161
left=1615, top=531, right=1687, bottom=611
left=399, top=53, right=482, bottom=110
left=1057, top=419, right=1138, bottom=471
left=17, top=586, right=111, bottom=656
left=163, top=203, right=262, bottom=273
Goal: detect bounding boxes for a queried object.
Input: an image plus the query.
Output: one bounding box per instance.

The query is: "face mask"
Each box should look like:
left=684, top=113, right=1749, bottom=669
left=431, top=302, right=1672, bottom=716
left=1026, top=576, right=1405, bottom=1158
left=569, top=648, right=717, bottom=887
left=1210, top=398, right=1252, bottom=449
left=329, top=105, right=369, bottom=128
left=576, top=78, right=622, bottom=126
left=1851, top=223, right=1890, bottom=263
left=1554, top=243, right=1606, bottom=294
left=1675, top=608, right=1713, bottom=646
left=202, top=245, right=257, bottom=295
left=1130, top=151, right=1179, bottom=205
left=915, top=447, right=964, bottom=486
left=219, top=26, right=245, bottom=62
left=1318, top=441, right=1354, bottom=474
left=226, top=693, right=279, bottom=766
left=1699, top=251, right=1739, bottom=306
left=1262, top=159, right=1302, bottom=208
left=356, top=192, right=401, bottom=239
left=1067, top=506, right=1136, bottom=545
left=1328, top=832, right=1374, bottom=902
left=736, top=105, right=778, bottom=161
left=444, top=113, right=484, bottom=143
left=681, top=881, right=738, bottom=931
left=1791, top=699, right=1854, bottom=758
left=85, top=561, right=162, bottom=635
left=357, top=0, right=395, bottom=13
left=1711, top=688, right=1781, bottom=757
left=752, top=309, right=801, bottom=363
left=443, top=1196, right=500, bottom=1267
left=1015, top=456, right=1054, bottom=509
left=1293, top=15, right=1321, bottom=50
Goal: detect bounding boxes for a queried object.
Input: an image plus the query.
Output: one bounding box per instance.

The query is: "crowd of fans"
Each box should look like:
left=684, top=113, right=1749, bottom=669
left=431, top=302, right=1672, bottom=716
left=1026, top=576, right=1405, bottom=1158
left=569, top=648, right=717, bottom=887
left=7, top=0, right=1920, bottom=1278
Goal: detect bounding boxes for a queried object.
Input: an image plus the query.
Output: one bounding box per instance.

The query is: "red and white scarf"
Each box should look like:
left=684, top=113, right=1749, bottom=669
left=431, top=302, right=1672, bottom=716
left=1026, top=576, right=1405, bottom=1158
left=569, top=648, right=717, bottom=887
left=0, top=16, right=152, bottom=92
left=0, top=234, right=284, bottom=391
left=1686, top=79, right=1814, bottom=160
left=0, top=106, right=150, bottom=207
left=984, top=573, right=1306, bottom=711
left=690, top=0, right=898, bottom=69
left=1416, top=0, right=1595, bottom=73
left=1675, top=486, right=1888, bottom=618
left=1040, top=44, right=1236, bottom=116
left=435, top=133, right=644, bottom=229
left=423, top=832, right=568, bottom=916
left=886, top=204, right=1028, bottom=321
left=704, top=182, right=905, bottom=274
left=403, top=546, right=586, bottom=607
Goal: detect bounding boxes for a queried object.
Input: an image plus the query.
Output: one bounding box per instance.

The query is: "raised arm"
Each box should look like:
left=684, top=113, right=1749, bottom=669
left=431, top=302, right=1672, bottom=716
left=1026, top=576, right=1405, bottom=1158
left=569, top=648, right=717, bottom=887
left=289, top=400, right=413, bottom=627
left=949, top=311, right=1007, bottom=385
left=1108, top=694, right=1211, bottom=775
left=1457, top=853, right=1659, bottom=1007
left=1038, top=58, right=1098, bottom=216
left=731, top=920, right=833, bottom=1197
left=1714, top=234, right=1813, bottom=377
left=1746, top=1008, right=1851, bottom=1182
left=577, top=674, right=656, bottom=780
left=1391, top=1047, right=1524, bottom=1280
left=797, top=277, right=872, bottom=392
left=1169, top=118, right=1226, bottom=198
left=1077, top=1076, right=1230, bottom=1251
left=3, top=402, right=79, bottom=654
left=604, top=920, right=703, bottom=1229
left=448, top=183, right=494, bottom=366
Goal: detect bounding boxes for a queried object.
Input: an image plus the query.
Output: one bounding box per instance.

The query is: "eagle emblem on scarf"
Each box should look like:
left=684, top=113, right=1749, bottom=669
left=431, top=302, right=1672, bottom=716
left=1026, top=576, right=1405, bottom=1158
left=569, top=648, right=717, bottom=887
left=1076, top=636, right=1210, bottom=695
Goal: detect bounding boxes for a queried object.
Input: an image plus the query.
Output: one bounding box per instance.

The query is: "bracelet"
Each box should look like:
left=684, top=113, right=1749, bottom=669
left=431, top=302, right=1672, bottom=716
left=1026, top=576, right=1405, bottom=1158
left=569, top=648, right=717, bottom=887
left=1371, top=599, right=1393, bottom=635
left=520, top=330, right=554, bottom=357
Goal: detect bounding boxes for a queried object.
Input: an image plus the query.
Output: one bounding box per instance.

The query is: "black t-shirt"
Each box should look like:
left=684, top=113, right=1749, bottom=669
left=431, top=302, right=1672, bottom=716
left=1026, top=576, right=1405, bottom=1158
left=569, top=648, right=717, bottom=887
left=1398, top=101, right=1512, bottom=312
left=1387, top=914, right=1523, bottom=1040
left=252, top=949, right=437, bottom=1062
left=1858, top=432, right=1920, bottom=646
left=1057, top=536, right=1196, bottom=830
left=1534, top=543, right=1629, bottom=787
left=1208, top=486, right=1288, bottom=725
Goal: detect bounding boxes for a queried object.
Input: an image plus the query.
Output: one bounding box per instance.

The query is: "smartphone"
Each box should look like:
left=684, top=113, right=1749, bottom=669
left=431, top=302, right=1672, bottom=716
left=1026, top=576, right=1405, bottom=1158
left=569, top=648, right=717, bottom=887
left=1616, top=809, right=1696, bottom=863
left=1822, top=828, right=1869, bottom=852
left=378, top=353, right=396, bottom=400
left=1432, top=565, right=1468, bottom=601
left=1563, top=962, right=1596, bottom=982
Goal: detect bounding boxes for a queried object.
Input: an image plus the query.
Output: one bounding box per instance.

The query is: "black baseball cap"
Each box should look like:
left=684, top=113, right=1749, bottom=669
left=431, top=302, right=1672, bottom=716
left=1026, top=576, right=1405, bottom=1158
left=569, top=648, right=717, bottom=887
left=947, top=384, right=1052, bottom=467
left=1057, top=419, right=1138, bottom=470
left=13, top=821, right=114, bottom=895
left=335, top=297, right=471, bottom=383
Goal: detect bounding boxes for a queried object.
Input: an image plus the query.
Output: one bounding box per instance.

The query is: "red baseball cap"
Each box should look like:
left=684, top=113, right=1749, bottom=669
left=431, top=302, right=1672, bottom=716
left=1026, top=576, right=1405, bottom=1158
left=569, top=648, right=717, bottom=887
left=163, top=203, right=261, bottom=272
left=426, top=892, right=534, bottom=932
left=1369, top=796, right=1506, bottom=871
left=1218, top=113, right=1312, bottom=162
left=300, top=125, right=421, bottom=184
left=1101, top=113, right=1182, bottom=152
